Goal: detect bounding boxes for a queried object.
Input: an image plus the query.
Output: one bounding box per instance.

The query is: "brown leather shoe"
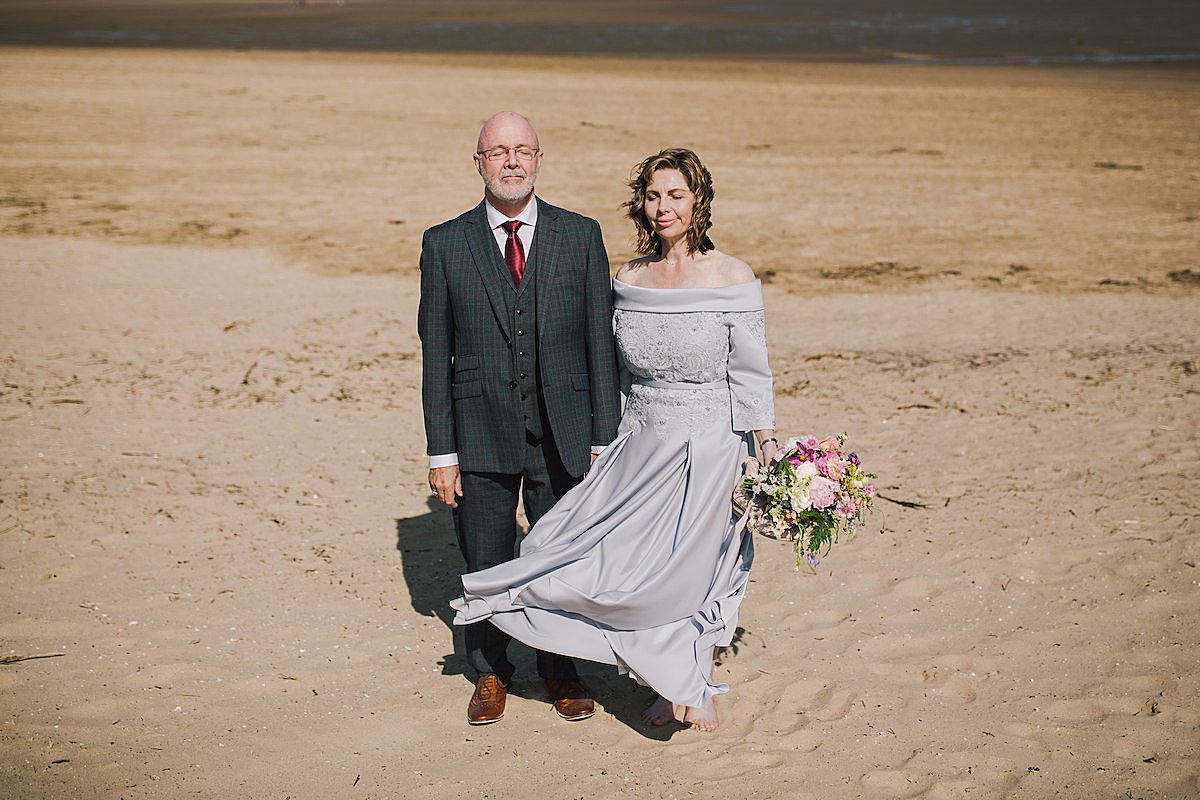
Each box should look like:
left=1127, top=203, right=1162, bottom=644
left=467, top=674, right=507, bottom=725
left=545, top=678, right=596, bottom=721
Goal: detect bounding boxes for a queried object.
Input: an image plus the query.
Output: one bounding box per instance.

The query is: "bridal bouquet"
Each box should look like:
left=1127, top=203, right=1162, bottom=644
left=737, top=433, right=875, bottom=570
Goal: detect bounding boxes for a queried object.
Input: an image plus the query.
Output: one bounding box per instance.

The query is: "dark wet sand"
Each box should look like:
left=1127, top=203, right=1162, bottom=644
left=3, top=0, right=1200, bottom=61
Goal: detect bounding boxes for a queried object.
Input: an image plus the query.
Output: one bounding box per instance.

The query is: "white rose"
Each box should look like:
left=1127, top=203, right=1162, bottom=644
left=788, top=484, right=812, bottom=512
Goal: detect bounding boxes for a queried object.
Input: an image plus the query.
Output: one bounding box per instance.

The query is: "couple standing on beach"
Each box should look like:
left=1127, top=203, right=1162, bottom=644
left=418, top=111, right=777, bottom=732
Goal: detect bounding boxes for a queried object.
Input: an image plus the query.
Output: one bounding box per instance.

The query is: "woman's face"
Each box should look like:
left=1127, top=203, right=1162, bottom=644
left=644, top=168, right=694, bottom=241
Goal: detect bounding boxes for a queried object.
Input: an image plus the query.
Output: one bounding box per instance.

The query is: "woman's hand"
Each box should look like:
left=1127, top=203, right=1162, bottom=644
left=756, top=432, right=778, bottom=465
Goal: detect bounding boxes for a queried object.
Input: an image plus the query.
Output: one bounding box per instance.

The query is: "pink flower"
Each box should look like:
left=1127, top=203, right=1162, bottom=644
left=797, top=435, right=819, bottom=450
left=816, top=455, right=845, bottom=481
left=863, top=483, right=876, bottom=498
left=818, top=436, right=840, bottom=452
left=836, top=497, right=856, bottom=519
left=809, top=476, right=838, bottom=509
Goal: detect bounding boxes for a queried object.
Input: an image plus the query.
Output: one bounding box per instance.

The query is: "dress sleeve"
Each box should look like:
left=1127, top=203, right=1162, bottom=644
left=726, top=310, right=775, bottom=433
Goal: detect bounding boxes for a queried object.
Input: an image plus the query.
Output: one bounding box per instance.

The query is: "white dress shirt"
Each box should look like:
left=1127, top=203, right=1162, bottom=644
left=428, top=198, right=607, bottom=470
left=485, top=194, right=537, bottom=259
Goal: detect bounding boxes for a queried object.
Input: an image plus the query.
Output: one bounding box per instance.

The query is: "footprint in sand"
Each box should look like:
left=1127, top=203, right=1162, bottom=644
left=921, top=669, right=977, bottom=704
left=803, top=682, right=860, bottom=722
left=867, top=661, right=978, bottom=704
left=922, top=777, right=1019, bottom=800
left=1044, top=695, right=1143, bottom=725
left=753, top=677, right=854, bottom=723
left=729, top=673, right=856, bottom=740
left=1111, top=735, right=1160, bottom=762
left=860, top=768, right=934, bottom=799
left=1001, top=721, right=1044, bottom=741
left=779, top=607, right=851, bottom=633
left=925, top=751, right=1022, bottom=800
left=672, top=740, right=787, bottom=781
left=861, top=749, right=1022, bottom=800
left=718, top=686, right=788, bottom=739
left=884, top=576, right=943, bottom=600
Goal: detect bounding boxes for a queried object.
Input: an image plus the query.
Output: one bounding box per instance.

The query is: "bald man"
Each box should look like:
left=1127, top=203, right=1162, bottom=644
left=417, top=112, right=621, bottom=724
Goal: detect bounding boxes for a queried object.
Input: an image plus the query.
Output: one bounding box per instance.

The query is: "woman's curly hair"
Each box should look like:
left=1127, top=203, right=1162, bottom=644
left=623, top=148, right=715, bottom=256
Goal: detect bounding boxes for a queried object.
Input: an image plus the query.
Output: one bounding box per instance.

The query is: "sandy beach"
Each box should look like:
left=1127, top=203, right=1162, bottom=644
left=1, top=45, right=1198, bottom=799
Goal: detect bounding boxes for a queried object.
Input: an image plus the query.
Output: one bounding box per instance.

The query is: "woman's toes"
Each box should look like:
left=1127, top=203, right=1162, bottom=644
left=683, top=703, right=719, bottom=732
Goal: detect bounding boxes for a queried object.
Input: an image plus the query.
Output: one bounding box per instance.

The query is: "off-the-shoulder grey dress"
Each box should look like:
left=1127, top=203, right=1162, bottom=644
left=452, top=278, right=775, bottom=708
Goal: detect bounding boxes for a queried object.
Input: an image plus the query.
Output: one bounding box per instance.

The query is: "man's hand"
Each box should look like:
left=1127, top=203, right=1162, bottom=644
left=428, top=466, right=462, bottom=508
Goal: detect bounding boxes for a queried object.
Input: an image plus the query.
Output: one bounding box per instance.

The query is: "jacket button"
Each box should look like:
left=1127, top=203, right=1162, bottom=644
left=508, top=380, right=518, bottom=390
left=515, top=308, right=523, bottom=315
left=518, top=351, right=526, bottom=357
left=517, top=329, right=526, bottom=336
left=519, top=372, right=528, bottom=379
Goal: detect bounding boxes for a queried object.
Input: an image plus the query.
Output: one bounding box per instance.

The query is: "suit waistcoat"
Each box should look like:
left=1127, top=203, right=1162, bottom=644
left=494, top=240, right=546, bottom=439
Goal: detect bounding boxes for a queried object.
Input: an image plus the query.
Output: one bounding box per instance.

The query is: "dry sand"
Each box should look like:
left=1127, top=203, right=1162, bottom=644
left=1, top=47, right=1198, bottom=799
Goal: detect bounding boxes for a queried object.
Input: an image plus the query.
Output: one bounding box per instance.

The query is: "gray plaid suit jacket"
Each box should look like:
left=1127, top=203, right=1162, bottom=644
left=417, top=198, right=621, bottom=477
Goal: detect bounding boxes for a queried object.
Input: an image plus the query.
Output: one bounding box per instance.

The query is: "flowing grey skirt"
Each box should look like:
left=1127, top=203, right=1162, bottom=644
left=451, top=418, right=753, bottom=708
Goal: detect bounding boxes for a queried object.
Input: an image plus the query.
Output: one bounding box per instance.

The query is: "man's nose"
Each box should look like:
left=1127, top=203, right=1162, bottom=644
left=503, top=148, right=521, bottom=167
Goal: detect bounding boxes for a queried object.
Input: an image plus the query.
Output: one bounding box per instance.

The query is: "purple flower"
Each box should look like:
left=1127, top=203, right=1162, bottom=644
left=848, top=452, right=860, bottom=466
left=794, top=443, right=818, bottom=463
left=804, top=553, right=820, bottom=569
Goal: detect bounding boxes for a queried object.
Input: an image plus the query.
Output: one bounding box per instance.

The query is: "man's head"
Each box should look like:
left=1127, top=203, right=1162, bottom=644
left=475, top=112, right=542, bottom=207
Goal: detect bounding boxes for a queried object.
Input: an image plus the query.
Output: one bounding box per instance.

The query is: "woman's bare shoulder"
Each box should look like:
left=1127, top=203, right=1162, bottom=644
left=701, top=250, right=756, bottom=287
left=615, top=256, right=657, bottom=285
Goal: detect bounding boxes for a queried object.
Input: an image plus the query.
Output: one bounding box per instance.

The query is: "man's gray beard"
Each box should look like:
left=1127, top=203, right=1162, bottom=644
left=482, top=167, right=539, bottom=204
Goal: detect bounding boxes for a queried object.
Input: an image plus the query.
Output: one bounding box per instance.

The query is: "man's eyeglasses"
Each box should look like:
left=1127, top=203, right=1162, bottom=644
left=477, top=145, right=540, bottom=163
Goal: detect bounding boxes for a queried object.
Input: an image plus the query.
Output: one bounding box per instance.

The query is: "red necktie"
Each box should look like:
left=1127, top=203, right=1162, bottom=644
left=502, top=220, right=525, bottom=287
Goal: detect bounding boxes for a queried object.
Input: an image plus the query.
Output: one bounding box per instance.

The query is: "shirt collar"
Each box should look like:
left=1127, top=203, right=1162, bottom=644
left=485, top=195, right=538, bottom=231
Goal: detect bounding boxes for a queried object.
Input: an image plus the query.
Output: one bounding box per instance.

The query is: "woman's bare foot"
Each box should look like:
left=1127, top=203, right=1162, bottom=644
left=640, top=695, right=678, bottom=726
left=683, top=699, right=718, bottom=732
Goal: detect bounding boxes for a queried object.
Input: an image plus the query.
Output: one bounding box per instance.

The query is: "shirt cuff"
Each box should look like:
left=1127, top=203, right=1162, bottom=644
left=428, top=453, right=459, bottom=469
left=590, top=445, right=606, bottom=456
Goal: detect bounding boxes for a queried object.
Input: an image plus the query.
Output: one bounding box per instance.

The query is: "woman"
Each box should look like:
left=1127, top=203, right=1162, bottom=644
left=452, top=148, right=777, bottom=732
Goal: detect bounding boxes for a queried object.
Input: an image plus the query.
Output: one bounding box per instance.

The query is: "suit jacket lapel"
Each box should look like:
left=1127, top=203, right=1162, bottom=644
left=533, top=198, right=562, bottom=332
left=464, top=202, right=513, bottom=342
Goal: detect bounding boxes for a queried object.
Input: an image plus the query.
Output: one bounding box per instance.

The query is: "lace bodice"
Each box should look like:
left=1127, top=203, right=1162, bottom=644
left=612, top=280, right=775, bottom=439
left=616, top=310, right=732, bottom=384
